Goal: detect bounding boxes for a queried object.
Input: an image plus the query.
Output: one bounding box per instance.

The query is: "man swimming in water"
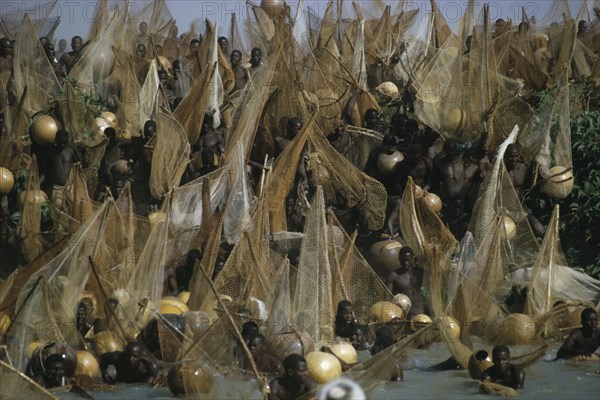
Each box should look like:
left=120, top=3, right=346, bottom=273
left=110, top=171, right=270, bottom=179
left=557, top=308, right=599, bottom=360
left=99, top=341, right=158, bottom=384
left=268, top=354, right=316, bottom=400
left=480, top=345, right=525, bottom=390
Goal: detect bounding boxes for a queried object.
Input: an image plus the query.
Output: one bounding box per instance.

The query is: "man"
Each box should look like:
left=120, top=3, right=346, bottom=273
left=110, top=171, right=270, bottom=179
left=480, top=345, right=525, bottom=390
left=55, top=38, right=67, bottom=59
left=136, top=43, right=147, bottom=59
left=0, top=37, right=14, bottom=73
left=36, top=354, right=73, bottom=388
left=135, top=21, right=149, bottom=47
left=268, top=354, right=316, bottom=400
left=230, top=50, right=248, bottom=93
left=334, top=300, right=359, bottom=340
left=59, top=35, right=83, bottom=75
left=44, top=43, right=65, bottom=78
left=218, top=36, right=229, bottom=57
left=174, top=249, right=202, bottom=293
left=386, top=246, right=425, bottom=317
left=275, top=117, right=303, bottom=157
left=100, top=341, right=158, bottom=384
left=249, top=47, right=263, bottom=71
left=557, top=308, right=600, bottom=360
left=44, top=130, right=77, bottom=202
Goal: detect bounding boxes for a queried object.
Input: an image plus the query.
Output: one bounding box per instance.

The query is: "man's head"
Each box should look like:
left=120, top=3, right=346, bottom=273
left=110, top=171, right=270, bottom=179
left=399, top=246, right=414, bottom=269
left=494, top=19, right=508, bottom=36
left=77, top=301, right=90, bottom=325
left=286, top=117, right=303, bottom=138
left=44, top=43, right=56, bottom=60
left=504, top=144, right=519, bottom=170
left=578, top=20, right=588, bottom=34
left=55, top=129, right=69, bottom=147
left=144, top=120, right=156, bottom=138
left=139, top=21, right=148, bottom=34
left=58, top=39, right=67, bottom=51
left=492, top=345, right=510, bottom=371
left=136, top=43, right=147, bottom=58
left=230, top=50, right=242, bottom=66
left=186, top=248, right=202, bottom=264
left=71, top=36, right=83, bottom=53
left=249, top=333, right=265, bottom=353
left=125, top=341, right=143, bottom=364
left=365, top=109, right=380, bottom=129
left=201, top=148, right=215, bottom=166
left=39, top=36, right=49, bottom=46
left=189, top=39, right=200, bottom=55
left=581, top=308, right=598, bottom=333
left=283, top=354, right=309, bottom=383
left=0, top=37, right=14, bottom=57
left=158, top=69, right=168, bottom=85
left=44, top=354, right=67, bottom=387
left=218, top=36, right=228, bottom=53
left=241, top=321, right=260, bottom=340
left=443, top=139, right=459, bottom=158
left=336, top=300, right=354, bottom=324
left=250, top=47, right=262, bottom=67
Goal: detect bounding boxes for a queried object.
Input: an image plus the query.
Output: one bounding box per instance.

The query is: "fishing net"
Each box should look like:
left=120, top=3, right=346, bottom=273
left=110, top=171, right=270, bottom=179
left=399, top=177, right=458, bottom=261
left=265, top=257, right=293, bottom=336
left=12, top=14, right=62, bottom=117
left=7, top=198, right=128, bottom=371
left=515, top=205, right=600, bottom=317
left=52, top=163, right=95, bottom=235
left=128, top=0, right=174, bottom=50
left=148, top=105, right=190, bottom=200
left=0, top=0, right=60, bottom=40
left=306, top=126, right=387, bottom=230
left=17, top=157, right=44, bottom=263
left=293, top=186, right=334, bottom=345
left=327, top=211, right=393, bottom=322
left=223, top=142, right=254, bottom=244
left=266, top=114, right=314, bottom=232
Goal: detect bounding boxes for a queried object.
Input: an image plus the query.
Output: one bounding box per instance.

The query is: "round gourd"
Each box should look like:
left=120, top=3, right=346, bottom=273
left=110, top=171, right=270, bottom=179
left=498, top=313, right=536, bottom=345
left=468, top=349, right=493, bottom=379
left=367, top=239, right=403, bottom=276
left=32, top=115, right=59, bottom=146
left=502, top=216, right=516, bottom=240
left=329, top=342, right=357, bottom=365
left=392, top=294, right=412, bottom=314
left=168, top=362, right=214, bottom=396
left=438, top=316, right=461, bottom=341
left=369, top=301, right=404, bottom=323
left=410, top=314, right=433, bottom=332
left=0, top=167, right=15, bottom=195
left=422, top=192, right=442, bottom=213
left=305, top=351, right=342, bottom=384
left=94, top=331, right=122, bottom=356
left=261, top=0, right=285, bottom=18
left=441, top=108, right=467, bottom=134
left=377, top=150, right=404, bottom=176
left=75, top=351, right=100, bottom=378
left=542, top=166, right=574, bottom=199
left=158, top=296, right=189, bottom=315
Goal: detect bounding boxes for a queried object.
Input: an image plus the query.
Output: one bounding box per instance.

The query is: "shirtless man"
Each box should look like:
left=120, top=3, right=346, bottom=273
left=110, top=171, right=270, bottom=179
left=268, top=354, right=316, bottom=400
left=55, top=38, right=67, bottom=59
left=197, top=113, right=225, bottom=156
left=136, top=43, right=147, bottom=59
left=59, top=36, right=83, bottom=75
left=135, top=22, right=149, bottom=47
left=481, top=345, right=525, bottom=390
left=249, top=47, right=263, bottom=72
left=230, top=50, right=248, bottom=93
left=44, top=130, right=77, bottom=200
left=218, top=36, right=229, bottom=57
left=275, top=117, right=303, bottom=157
left=174, top=248, right=202, bottom=293
left=386, top=246, right=425, bottom=317
left=35, top=354, right=73, bottom=388
left=44, top=43, right=65, bottom=79
left=557, top=308, right=600, bottom=360
left=504, top=144, right=545, bottom=236
left=99, top=341, right=158, bottom=384
left=0, top=37, right=14, bottom=73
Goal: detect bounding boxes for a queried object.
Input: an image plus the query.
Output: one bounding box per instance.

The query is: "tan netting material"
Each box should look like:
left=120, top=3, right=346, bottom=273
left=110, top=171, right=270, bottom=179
left=265, top=257, right=293, bottom=336
left=519, top=205, right=600, bottom=317
left=12, top=14, right=62, bottom=117
left=53, top=163, right=95, bottom=234
left=148, top=105, right=190, bottom=199
left=18, top=157, right=44, bottom=263
left=399, top=176, right=458, bottom=261
left=306, top=126, right=387, bottom=230
left=223, top=142, right=254, bottom=244
left=7, top=199, right=128, bottom=371
left=293, top=186, right=334, bottom=345
left=0, top=360, right=58, bottom=400
left=0, top=0, right=60, bottom=40
left=266, top=114, right=314, bottom=232
left=327, top=211, right=393, bottom=322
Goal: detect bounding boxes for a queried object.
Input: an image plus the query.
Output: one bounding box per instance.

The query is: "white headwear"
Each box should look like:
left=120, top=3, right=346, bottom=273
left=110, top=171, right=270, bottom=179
left=317, top=377, right=366, bottom=400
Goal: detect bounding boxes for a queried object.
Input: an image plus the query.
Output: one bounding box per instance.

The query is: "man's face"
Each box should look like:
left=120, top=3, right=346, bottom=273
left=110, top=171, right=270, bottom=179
left=46, top=361, right=66, bottom=386
left=1, top=39, right=14, bottom=57
left=289, top=361, right=309, bottom=384
left=77, top=304, right=88, bottom=324
left=189, top=42, right=200, bottom=55
left=287, top=120, right=302, bottom=138
left=250, top=49, right=262, bottom=66
left=230, top=51, right=241, bottom=66
left=45, top=45, right=55, bottom=60
left=71, top=38, right=82, bottom=52
left=139, top=22, right=148, bottom=34
left=340, top=305, right=353, bottom=324
left=218, top=38, right=228, bottom=53
left=492, top=350, right=510, bottom=372
left=582, top=312, right=598, bottom=334
left=58, top=39, right=67, bottom=50
left=399, top=251, right=414, bottom=268
left=505, top=148, right=519, bottom=169
left=137, top=45, right=146, bottom=58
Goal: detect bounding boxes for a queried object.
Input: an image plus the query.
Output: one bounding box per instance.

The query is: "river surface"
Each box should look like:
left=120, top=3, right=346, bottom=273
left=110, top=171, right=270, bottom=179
left=56, top=340, right=599, bottom=400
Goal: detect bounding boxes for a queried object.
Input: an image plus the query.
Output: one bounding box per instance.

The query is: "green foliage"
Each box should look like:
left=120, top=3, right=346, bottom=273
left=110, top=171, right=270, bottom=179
left=61, top=77, right=108, bottom=110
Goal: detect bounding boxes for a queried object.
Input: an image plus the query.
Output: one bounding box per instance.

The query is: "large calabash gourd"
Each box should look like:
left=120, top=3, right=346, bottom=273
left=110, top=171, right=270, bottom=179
left=75, top=351, right=100, bottom=378
left=392, top=293, right=411, bottom=315
left=501, top=216, right=517, bottom=240
left=438, top=316, right=461, bottom=341
left=158, top=296, right=189, bottom=315
left=29, top=342, right=77, bottom=378
left=18, top=189, right=48, bottom=206
left=377, top=150, right=404, bottom=176
left=167, top=362, right=214, bottom=396
left=542, top=166, right=574, bottom=199
left=266, top=331, right=315, bottom=362
left=422, top=192, right=442, bottom=213
left=93, top=331, right=122, bottom=356
left=369, top=301, right=404, bottom=322
left=367, top=239, right=403, bottom=277
left=305, top=351, right=342, bottom=384
left=410, top=313, right=433, bottom=332
left=498, top=313, right=536, bottom=345
left=0, top=167, right=15, bottom=195
left=441, top=108, right=468, bottom=134
left=376, top=81, right=399, bottom=104
left=329, top=342, right=357, bottom=365
left=31, top=115, right=59, bottom=146
left=468, top=349, right=493, bottom=379
left=261, top=0, right=285, bottom=18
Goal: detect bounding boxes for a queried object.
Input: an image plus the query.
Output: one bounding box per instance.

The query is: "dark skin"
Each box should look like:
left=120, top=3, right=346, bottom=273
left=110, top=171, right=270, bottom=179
left=557, top=310, right=600, bottom=360
left=334, top=303, right=359, bottom=339
left=386, top=249, right=424, bottom=317
left=268, top=360, right=316, bottom=400
left=59, top=36, right=83, bottom=75
left=0, top=38, right=14, bottom=73
left=99, top=342, right=158, bottom=384
left=481, top=348, right=525, bottom=390
left=230, top=50, right=248, bottom=93
left=48, top=134, right=77, bottom=187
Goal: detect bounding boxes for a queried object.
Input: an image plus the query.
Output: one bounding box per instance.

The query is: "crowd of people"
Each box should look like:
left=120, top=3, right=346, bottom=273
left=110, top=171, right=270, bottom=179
left=0, top=1, right=599, bottom=399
